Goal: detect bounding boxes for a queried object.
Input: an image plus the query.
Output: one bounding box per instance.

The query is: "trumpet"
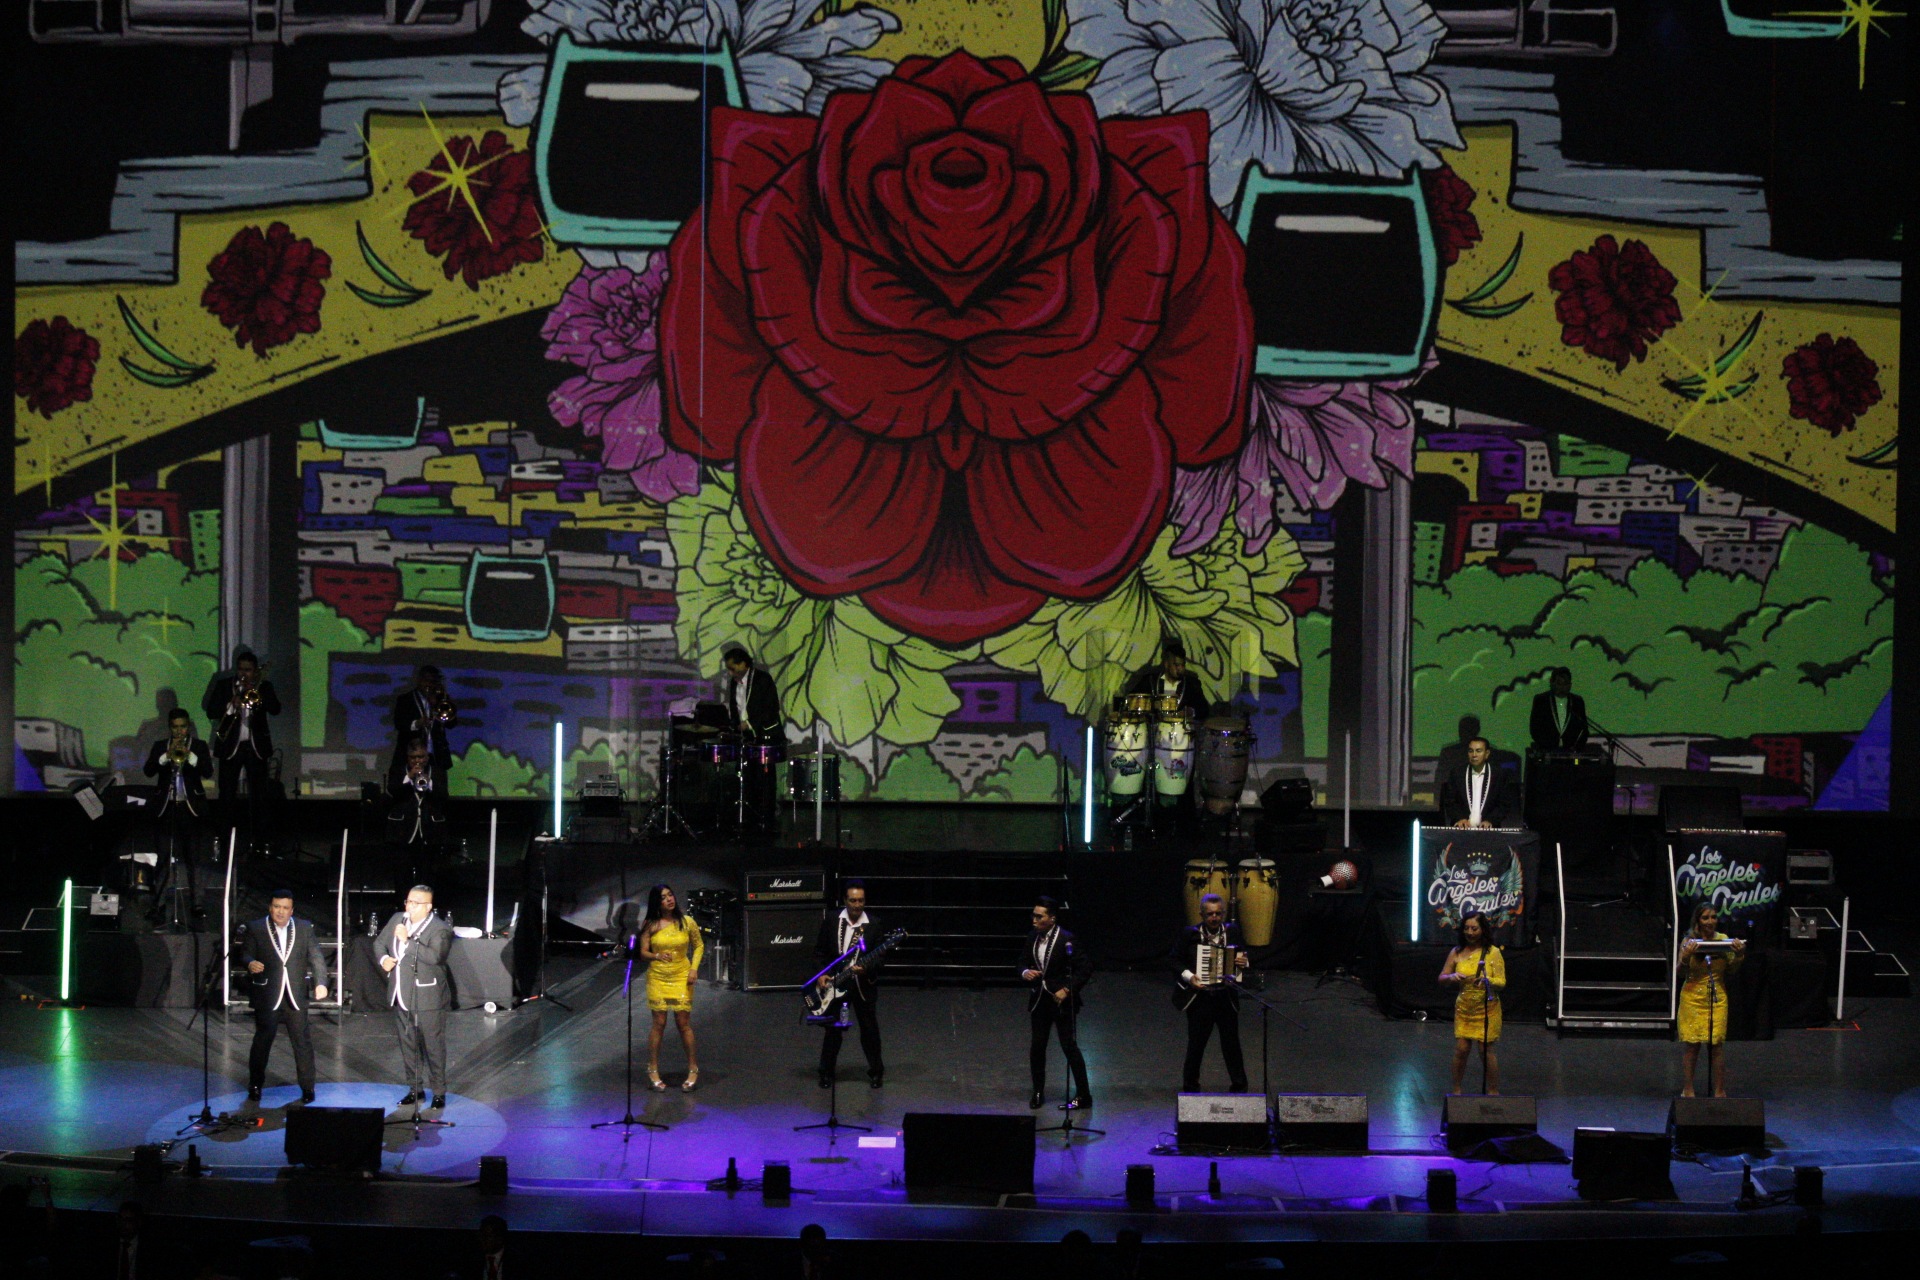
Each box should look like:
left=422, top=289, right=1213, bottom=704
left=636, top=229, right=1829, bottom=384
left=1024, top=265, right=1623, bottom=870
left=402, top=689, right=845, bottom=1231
left=431, top=687, right=455, bottom=726
left=232, top=662, right=268, bottom=713
left=167, top=733, right=191, bottom=768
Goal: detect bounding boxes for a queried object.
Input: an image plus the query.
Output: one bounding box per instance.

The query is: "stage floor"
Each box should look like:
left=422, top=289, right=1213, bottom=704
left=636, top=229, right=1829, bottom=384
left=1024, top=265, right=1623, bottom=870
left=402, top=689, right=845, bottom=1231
left=4, top=956, right=1919, bottom=1251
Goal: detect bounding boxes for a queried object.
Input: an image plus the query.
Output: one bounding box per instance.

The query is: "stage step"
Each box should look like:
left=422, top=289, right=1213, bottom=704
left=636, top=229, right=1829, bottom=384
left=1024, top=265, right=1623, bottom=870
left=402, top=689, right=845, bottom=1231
left=1562, top=980, right=1670, bottom=992
left=1555, top=944, right=1673, bottom=1035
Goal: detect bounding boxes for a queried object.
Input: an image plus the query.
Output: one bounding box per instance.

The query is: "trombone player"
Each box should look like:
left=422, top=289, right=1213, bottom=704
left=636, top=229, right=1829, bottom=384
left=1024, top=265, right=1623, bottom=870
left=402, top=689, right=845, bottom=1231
left=394, top=664, right=456, bottom=777
left=202, top=646, right=282, bottom=853
left=142, top=707, right=212, bottom=929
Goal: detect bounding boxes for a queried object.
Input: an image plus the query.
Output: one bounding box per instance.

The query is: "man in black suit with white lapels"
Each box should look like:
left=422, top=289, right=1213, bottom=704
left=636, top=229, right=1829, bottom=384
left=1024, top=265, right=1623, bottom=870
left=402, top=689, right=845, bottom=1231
left=376, top=884, right=451, bottom=1112
left=1439, top=736, right=1523, bottom=829
left=1023, top=896, right=1094, bottom=1110
left=243, top=891, right=329, bottom=1104
left=1173, top=892, right=1250, bottom=1093
left=1529, top=666, right=1589, bottom=750
left=814, top=880, right=886, bottom=1090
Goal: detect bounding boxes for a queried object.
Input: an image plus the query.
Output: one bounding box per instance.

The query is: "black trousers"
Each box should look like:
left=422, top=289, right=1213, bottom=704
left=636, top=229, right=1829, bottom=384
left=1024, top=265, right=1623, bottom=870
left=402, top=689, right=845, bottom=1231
left=217, top=752, right=273, bottom=845
left=820, top=984, right=883, bottom=1076
left=394, top=1003, right=448, bottom=1095
left=1182, top=991, right=1248, bottom=1091
left=249, top=1002, right=316, bottom=1093
left=1029, top=995, right=1092, bottom=1098
left=742, top=759, right=778, bottom=835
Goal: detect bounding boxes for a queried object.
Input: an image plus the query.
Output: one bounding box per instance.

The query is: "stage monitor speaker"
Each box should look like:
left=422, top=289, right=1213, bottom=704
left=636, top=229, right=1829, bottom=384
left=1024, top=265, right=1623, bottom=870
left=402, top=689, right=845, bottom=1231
left=1573, top=1129, right=1674, bottom=1200
left=1259, top=776, right=1314, bottom=821
left=1660, top=785, right=1742, bottom=833
left=284, top=1106, right=384, bottom=1174
left=1667, top=1097, right=1765, bottom=1152
left=902, top=1113, right=1035, bottom=1194
left=1274, top=1094, right=1368, bottom=1150
left=1176, top=1093, right=1270, bottom=1149
left=1442, top=1095, right=1537, bottom=1151
left=739, top=903, right=824, bottom=989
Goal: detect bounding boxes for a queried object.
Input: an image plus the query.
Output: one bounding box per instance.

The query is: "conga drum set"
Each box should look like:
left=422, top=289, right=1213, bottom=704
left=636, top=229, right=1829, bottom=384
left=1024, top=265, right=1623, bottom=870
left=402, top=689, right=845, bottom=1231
left=1180, top=856, right=1280, bottom=947
left=1104, top=698, right=1255, bottom=835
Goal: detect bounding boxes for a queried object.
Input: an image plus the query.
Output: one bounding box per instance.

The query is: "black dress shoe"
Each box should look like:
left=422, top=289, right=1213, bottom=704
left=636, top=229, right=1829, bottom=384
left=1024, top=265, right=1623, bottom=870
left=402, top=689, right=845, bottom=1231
left=1029, top=1091, right=1045, bottom=1109
left=246, top=1086, right=262, bottom=1103
left=868, top=1072, right=884, bottom=1089
left=399, top=1090, right=422, bottom=1108
left=818, top=1071, right=833, bottom=1089
left=427, top=1094, right=446, bottom=1112
left=1070, top=1095, right=1093, bottom=1111
left=299, top=1091, right=317, bottom=1105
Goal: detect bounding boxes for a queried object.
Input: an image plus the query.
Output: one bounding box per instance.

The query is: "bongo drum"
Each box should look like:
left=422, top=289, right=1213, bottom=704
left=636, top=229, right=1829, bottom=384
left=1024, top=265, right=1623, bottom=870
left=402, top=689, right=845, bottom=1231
left=1119, top=692, right=1154, bottom=715
left=1236, top=857, right=1280, bottom=946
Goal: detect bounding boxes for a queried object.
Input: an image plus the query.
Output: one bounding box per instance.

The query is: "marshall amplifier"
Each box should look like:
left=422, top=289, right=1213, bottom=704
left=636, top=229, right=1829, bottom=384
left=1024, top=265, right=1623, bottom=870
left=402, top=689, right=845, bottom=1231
left=739, top=903, right=824, bottom=989
left=745, top=868, right=826, bottom=902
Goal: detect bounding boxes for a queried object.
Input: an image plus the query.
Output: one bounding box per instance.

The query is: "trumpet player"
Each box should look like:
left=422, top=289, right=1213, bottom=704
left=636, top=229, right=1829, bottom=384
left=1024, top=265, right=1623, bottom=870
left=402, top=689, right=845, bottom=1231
left=385, top=734, right=449, bottom=892
left=393, top=664, right=456, bottom=776
left=142, top=708, right=212, bottom=925
left=201, top=647, right=281, bottom=853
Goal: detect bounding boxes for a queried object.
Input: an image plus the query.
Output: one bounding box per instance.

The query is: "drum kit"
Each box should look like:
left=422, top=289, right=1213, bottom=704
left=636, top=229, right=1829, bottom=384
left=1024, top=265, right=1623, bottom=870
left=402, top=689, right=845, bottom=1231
left=685, top=887, right=738, bottom=986
left=1103, top=694, right=1255, bottom=831
left=642, top=701, right=786, bottom=840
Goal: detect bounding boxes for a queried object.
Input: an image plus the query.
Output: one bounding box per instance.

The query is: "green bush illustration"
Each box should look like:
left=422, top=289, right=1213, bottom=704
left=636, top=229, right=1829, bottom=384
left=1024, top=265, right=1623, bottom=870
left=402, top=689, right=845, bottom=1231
left=299, top=600, right=378, bottom=749
left=14, top=552, right=219, bottom=768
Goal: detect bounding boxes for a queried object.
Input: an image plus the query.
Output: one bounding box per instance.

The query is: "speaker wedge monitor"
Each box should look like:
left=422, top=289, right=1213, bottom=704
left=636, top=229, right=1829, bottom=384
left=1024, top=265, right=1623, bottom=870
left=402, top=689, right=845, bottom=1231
left=1274, top=1093, right=1369, bottom=1151
left=535, top=35, right=744, bottom=248
left=1232, top=165, right=1438, bottom=380
left=1667, top=1096, right=1766, bottom=1153
left=1176, top=1093, right=1270, bottom=1150
left=1441, top=1094, right=1538, bottom=1151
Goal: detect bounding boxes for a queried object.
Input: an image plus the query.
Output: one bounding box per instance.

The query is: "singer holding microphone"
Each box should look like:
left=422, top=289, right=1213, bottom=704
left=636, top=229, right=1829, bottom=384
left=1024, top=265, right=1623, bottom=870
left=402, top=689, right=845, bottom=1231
left=1023, top=896, right=1093, bottom=1111
left=1172, top=893, right=1250, bottom=1093
left=639, top=884, right=703, bottom=1092
left=1677, top=903, right=1745, bottom=1098
left=376, top=885, right=451, bottom=1113
left=242, top=891, right=329, bottom=1105
left=1440, top=910, right=1505, bottom=1095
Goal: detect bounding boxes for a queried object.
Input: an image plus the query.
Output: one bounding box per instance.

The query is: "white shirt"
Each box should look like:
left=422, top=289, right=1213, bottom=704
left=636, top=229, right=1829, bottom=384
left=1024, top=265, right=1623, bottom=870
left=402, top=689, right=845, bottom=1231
left=1029, top=925, right=1060, bottom=976
left=731, top=668, right=752, bottom=727
left=270, top=919, right=298, bottom=1010
left=1467, top=765, right=1490, bottom=826
left=390, top=911, right=434, bottom=1010
left=835, top=908, right=869, bottom=956
left=1552, top=694, right=1569, bottom=737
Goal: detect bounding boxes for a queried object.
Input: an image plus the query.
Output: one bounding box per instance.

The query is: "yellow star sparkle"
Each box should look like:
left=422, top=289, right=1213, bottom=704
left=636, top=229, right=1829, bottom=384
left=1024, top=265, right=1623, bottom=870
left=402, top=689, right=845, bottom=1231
left=408, top=105, right=509, bottom=245
left=1784, top=0, right=1904, bottom=89
left=83, top=458, right=180, bottom=609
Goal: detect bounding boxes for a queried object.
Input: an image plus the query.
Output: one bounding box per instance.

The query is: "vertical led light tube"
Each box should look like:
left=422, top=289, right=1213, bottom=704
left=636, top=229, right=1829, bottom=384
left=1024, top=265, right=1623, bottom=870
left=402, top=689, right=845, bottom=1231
left=60, top=878, right=74, bottom=1002
left=1082, top=725, right=1095, bottom=846
left=1410, top=820, right=1422, bottom=943
left=552, top=721, right=565, bottom=838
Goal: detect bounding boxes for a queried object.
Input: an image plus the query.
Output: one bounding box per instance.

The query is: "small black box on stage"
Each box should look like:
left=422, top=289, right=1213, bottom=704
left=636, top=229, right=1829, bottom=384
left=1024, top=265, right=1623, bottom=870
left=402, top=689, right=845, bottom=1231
left=1176, top=1093, right=1269, bottom=1149
left=903, top=1113, right=1034, bottom=1195
left=1667, top=1097, right=1766, bottom=1152
left=1442, top=1095, right=1537, bottom=1151
left=285, top=1106, right=384, bottom=1174
left=1573, top=1128, right=1674, bottom=1200
left=1258, top=776, right=1315, bottom=821
left=1274, top=1094, right=1368, bottom=1150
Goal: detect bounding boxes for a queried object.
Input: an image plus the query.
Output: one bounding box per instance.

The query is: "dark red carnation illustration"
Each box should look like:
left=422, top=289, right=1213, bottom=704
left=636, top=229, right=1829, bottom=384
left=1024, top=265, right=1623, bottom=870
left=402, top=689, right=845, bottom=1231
left=1782, top=333, right=1883, bottom=435
left=1547, top=234, right=1681, bottom=370
left=404, top=130, right=545, bottom=290
left=1421, top=163, right=1481, bottom=268
left=15, top=316, right=101, bottom=417
left=201, top=222, right=332, bottom=355
left=657, top=52, right=1255, bottom=646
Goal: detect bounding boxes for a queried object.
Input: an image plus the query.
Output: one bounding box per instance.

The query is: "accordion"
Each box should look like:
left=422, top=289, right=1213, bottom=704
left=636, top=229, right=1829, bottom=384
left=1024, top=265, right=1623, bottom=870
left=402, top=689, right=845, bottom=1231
left=1193, top=943, right=1234, bottom=986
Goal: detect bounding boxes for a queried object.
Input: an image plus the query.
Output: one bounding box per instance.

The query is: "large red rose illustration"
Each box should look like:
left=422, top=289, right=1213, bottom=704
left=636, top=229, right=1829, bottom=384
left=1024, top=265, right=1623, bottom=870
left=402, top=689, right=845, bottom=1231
left=1782, top=333, right=1882, bottom=436
left=15, top=316, right=100, bottom=418
left=1547, top=234, right=1680, bottom=371
left=404, top=130, right=546, bottom=290
left=202, top=222, right=331, bottom=355
left=1421, top=163, right=1481, bottom=269
left=658, top=52, right=1253, bottom=645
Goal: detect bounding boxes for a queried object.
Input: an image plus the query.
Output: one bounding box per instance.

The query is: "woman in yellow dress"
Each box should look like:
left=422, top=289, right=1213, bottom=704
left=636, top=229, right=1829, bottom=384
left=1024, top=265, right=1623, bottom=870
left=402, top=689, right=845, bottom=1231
left=1677, top=902, right=1745, bottom=1097
left=640, top=883, right=703, bottom=1091
left=1440, top=911, right=1506, bottom=1095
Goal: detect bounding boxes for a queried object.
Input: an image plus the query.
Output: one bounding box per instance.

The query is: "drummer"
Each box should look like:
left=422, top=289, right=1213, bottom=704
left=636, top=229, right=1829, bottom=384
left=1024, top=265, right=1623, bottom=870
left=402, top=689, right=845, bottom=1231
left=724, top=647, right=785, bottom=839
left=1126, top=640, right=1211, bottom=832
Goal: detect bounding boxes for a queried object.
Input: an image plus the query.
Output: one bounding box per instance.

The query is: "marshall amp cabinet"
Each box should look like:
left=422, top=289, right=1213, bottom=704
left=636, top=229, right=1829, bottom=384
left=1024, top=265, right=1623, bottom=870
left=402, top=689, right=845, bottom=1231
left=744, top=868, right=826, bottom=903
left=739, top=903, right=823, bottom=989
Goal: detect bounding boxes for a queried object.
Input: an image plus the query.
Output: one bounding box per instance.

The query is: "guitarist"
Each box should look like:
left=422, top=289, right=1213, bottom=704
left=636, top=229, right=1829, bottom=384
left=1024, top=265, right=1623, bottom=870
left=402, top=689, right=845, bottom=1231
left=814, top=881, right=885, bottom=1090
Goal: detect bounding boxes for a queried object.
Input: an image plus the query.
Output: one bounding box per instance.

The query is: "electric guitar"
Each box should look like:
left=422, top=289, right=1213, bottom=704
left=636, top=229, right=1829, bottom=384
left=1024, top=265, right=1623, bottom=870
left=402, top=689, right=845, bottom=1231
left=802, top=927, right=908, bottom=1020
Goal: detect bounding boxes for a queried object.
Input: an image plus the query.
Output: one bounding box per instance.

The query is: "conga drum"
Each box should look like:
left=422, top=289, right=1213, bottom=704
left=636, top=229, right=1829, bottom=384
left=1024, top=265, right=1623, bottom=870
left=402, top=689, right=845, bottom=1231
left=1236, top=858, right=1279, bottom=946
left=1104, top=713, right=1149, bottom=797
left=1183, top=858, right=1232, bottom=926
left=1196, top=717, right=1253, bottom=815
left=1152, top=711, right=1194, bottom=796
left=1119, top=692, right=1154, bottom=715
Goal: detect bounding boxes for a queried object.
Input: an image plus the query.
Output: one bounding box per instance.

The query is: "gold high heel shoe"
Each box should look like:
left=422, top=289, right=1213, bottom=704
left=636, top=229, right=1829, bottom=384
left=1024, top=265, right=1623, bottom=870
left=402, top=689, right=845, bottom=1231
left=681, top=1067, right=699, bottom=1092
left=647, top=1066, right=666, bottom=1092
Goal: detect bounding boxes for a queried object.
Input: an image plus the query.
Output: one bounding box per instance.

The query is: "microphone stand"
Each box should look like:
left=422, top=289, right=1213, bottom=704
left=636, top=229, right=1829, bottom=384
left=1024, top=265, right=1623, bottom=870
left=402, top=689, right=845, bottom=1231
left=1034, top=946, right=1102, bottom=1143
left=179, top=929, right=245, bottom=1137
left=797, top=944, right=872, bottom=1140
left=593, top=934, right=668, bottom=1138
